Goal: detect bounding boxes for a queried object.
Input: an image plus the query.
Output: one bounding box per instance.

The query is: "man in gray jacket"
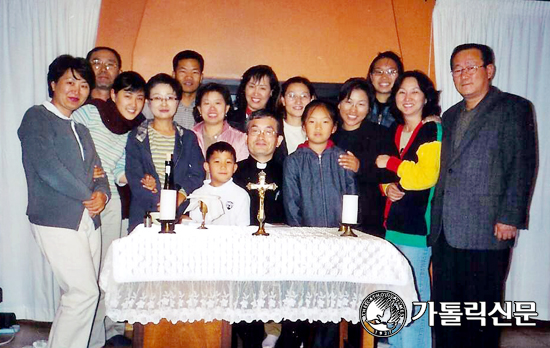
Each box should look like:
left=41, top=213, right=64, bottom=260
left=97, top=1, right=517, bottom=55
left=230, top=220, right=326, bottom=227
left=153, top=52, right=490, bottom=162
left=429, top=43, right=537, bottom=348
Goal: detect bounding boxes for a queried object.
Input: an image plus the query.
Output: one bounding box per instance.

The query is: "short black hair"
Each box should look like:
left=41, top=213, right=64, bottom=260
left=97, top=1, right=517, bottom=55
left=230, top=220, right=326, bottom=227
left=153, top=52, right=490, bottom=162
left=246, top=109, right=283, bottom=136
left=390, top=70, right=441, bottom=124
left=367, top=51, right=404, bottom=82
left=86, top=46, right=122, bottom=68
left=47, top=55, right=95, bottom=98
left=338, top=77, right=376, bottom=115
left=112, top=71, right=146, bottom=94
left=235, top=65, right=280, bottom=112
left=205, top=141, right=236, bottom=162
left=172, top=50, right=205, bottom=72
left=301, top=100, right=338, bottom=125
left=277, top=76, right=318, bottom=120
left=145, top=73, right=183, bottom=100
left=193, top=83, right=234, bottom=123
left=450, top=43, right=495, bottom=69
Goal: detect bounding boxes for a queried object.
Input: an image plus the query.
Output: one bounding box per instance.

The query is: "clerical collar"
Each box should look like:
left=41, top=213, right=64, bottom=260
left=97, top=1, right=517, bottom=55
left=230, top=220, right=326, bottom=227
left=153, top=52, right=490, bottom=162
left=256, top=162, right=267, bottom=169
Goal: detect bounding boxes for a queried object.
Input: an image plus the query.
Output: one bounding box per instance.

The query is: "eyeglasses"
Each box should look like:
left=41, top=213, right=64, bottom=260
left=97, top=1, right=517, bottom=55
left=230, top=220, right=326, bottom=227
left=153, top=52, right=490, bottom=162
left=150, top=95, right=179, bottom=103
left=285, top=92, right=311, bottom=101
left=451, top=65, right=486, bottom=77
left=372, top=69, right=398, bottom=77
left=90, top=59, right=118, bottom=71
left=248, top=128, right=277, bottom=137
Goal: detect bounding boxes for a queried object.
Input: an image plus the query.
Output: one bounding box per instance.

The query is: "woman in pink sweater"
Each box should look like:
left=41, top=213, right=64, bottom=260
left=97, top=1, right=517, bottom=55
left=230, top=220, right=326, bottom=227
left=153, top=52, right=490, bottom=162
left=192, top=83, right=248, bottom=162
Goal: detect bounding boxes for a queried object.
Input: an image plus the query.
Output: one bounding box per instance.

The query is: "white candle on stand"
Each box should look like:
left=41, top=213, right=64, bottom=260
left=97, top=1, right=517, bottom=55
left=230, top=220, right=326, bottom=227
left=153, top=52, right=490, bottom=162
left=342, top=195, right=358, bottom=224
left=160, top=190, right=177, bottom=220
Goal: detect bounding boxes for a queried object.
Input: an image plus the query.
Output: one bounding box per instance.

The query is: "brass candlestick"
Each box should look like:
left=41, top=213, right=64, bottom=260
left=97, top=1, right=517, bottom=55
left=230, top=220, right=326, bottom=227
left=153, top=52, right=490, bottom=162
left=158, top=220, right=176, bottom=234
left=197, top=200, right=208, bottom=229
left=247, top=171, right=277, bottom=236
left=340, top=224, right=358, bottom=237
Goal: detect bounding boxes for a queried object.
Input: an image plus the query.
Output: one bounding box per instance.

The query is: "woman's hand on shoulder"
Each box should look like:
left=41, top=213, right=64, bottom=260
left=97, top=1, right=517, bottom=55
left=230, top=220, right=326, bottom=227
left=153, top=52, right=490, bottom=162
left=338, top=151, right=360, bottom=173
left=422, top=115, right=442, bottom=124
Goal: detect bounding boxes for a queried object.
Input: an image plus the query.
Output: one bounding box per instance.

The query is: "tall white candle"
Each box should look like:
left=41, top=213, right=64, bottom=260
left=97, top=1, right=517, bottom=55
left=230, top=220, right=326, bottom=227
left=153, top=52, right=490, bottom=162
left=342, top=195, right=358, bottom=224
left=160, top=190, right=177, bottom=220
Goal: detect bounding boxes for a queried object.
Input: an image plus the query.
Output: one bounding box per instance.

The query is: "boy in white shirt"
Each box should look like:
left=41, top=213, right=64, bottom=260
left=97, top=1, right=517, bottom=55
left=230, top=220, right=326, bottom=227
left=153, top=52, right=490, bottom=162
left=189, top=141, right=250, bottom=226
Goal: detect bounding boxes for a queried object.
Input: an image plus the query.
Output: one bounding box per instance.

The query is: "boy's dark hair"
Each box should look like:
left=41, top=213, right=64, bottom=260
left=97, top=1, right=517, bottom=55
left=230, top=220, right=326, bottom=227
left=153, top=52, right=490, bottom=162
left=145, top=73, right=183, bottom=100
left=301, top=100, right=338, bottom=125
left=390, top=70, right=441, bottom=124
left=450, top=43, right=495, bottom=69
left=337, top=77, right=376, bottom=115
left=206, top=141, right=236, bottom=162
left=366, top=51, right=404, bottom=82
left=47, top=55, right=95, bottom=98
left=246, top=109, right=283, bottom=136
left=172, top=50, right=205, bottom=72
left=112, top=71, right=146, bottom=94
left=86, top=46, right=122, bottom=68
left=235, top=65, right=280, bottom=112
left=277, top=76, right=317, bottom=120
left=193, top=83, right=233, bottom=123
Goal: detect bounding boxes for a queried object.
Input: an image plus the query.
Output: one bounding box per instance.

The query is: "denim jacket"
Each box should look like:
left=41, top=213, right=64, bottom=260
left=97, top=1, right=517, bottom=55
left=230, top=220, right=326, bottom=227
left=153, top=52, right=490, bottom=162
left=283, top=141, right=357, bottom=227
left=367, top=100, right=396, bottom=129
left=125, top=120, right=205, bottom=231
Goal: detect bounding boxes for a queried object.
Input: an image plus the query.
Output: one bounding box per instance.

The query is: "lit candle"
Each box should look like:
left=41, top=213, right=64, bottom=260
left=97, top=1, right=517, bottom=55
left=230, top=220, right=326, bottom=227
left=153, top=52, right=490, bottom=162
left=342, top=195, right=358, bottom=224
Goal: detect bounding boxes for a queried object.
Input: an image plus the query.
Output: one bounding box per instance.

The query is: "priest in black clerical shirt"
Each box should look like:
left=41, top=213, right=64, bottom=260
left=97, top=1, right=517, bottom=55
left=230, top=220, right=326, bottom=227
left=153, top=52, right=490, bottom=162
left=233, top=110, right=286, bottom=226
left=231, top=110, right=286, bottom=348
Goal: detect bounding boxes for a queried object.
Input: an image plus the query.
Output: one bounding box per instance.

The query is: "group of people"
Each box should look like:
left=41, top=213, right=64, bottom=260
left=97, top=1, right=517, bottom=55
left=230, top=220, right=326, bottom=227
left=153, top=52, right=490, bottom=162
left=18, top=42, right=536, bottom=348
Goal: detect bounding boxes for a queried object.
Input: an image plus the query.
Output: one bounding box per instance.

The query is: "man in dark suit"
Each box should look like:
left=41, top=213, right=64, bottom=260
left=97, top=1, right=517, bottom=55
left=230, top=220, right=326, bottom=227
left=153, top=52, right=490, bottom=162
left=429, top=43, right=537, bottom=348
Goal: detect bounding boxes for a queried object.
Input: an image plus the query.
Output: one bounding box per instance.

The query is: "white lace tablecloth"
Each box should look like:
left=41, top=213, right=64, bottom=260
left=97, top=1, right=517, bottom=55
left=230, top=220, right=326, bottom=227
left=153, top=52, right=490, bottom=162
left=99, top=224, right=418, bottom=325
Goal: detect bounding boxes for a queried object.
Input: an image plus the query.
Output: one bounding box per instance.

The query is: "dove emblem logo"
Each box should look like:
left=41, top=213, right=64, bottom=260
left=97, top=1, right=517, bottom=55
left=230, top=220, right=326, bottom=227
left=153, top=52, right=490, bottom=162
left=360, top=290, right=407, bottom=337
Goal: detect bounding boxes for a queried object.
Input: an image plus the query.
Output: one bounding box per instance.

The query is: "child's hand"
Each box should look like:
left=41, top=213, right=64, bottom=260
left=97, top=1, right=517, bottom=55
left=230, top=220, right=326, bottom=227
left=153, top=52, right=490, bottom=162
left=376, top=155, right=390, bottom=168
left=141, top=174, right=158, bottom=193
left=338, top=151, right=360, bottom=172
left=178, top=214, right=192, bottom=223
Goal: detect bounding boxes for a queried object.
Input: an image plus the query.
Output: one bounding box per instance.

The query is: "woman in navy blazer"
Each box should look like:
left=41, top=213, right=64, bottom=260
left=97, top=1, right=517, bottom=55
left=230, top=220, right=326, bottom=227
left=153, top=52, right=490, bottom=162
left=125, top=73, right=205, bottom=232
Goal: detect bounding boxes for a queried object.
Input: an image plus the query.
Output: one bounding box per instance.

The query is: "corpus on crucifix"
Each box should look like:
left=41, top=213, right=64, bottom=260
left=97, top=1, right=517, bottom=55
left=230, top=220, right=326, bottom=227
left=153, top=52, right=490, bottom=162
left=246, top=170, right=277, bottom=236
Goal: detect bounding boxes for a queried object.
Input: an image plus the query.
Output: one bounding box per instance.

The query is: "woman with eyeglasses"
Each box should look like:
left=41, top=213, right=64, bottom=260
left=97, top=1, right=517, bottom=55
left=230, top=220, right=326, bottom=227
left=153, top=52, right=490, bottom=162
left=229, top=65, right=281, bottom=131
left=277, top=76, right=317, bottom=156
left=125, top=73, right=205, bottom=232
left=332, top=78, right=397, bottom=237
left=192, top=83, right=249, bottom=162
left=366, top=51, right=404, bottom=129
left=375, top=70, right=442, bottom=348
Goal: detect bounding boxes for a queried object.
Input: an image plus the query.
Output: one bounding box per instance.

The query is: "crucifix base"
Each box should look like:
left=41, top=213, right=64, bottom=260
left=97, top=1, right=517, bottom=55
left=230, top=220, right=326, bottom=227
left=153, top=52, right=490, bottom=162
left=252, top=223, right=269, bottom=236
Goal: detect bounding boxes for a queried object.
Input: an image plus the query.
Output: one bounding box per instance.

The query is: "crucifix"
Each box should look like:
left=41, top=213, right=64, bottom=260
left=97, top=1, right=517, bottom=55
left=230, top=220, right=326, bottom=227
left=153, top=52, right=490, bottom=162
left=246, top=170, right=277, bottom=236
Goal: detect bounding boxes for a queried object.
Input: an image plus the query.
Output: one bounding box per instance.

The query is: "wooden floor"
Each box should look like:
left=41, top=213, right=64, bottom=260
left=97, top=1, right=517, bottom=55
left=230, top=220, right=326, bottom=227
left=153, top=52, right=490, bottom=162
left=2, top=320, right=550, bottom=347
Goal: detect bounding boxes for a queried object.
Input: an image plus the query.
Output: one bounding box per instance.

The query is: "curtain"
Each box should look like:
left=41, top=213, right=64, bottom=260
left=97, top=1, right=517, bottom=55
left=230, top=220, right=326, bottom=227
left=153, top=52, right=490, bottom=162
left=0, top=0, right=101, bottom=320
left=433, top=0, right=550, bottom=320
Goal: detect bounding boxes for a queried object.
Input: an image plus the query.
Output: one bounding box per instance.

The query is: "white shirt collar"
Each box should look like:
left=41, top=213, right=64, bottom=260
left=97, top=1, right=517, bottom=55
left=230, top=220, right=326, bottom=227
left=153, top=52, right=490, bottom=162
left=42, top=101, right=71, bottom=121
